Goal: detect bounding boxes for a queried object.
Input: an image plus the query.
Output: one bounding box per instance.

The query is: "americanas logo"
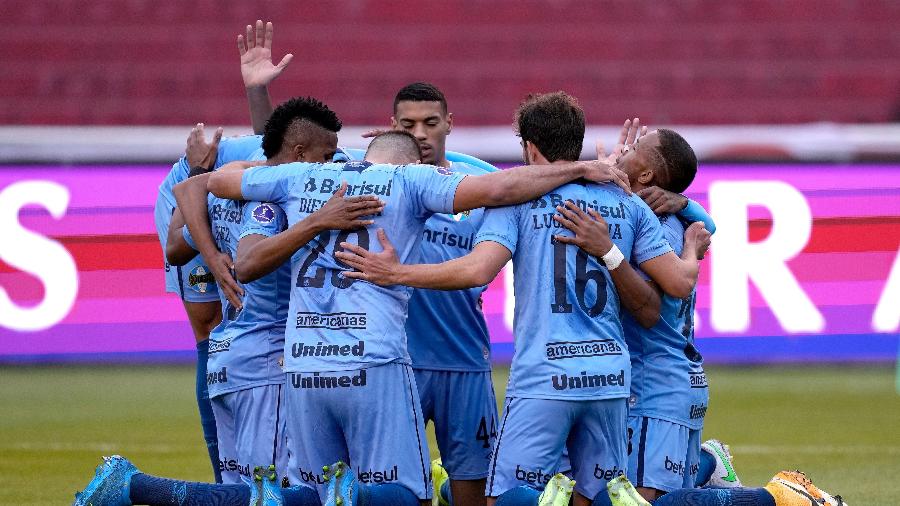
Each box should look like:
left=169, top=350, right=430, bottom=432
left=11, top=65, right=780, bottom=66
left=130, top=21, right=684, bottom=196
left=189, top=266, right=215, bottom=293
left=252, top=203, right=276, bottom=224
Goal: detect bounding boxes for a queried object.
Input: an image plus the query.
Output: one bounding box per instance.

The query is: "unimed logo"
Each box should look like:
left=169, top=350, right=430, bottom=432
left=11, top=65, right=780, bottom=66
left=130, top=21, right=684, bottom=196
left=290, top=370, right=367, bottom=389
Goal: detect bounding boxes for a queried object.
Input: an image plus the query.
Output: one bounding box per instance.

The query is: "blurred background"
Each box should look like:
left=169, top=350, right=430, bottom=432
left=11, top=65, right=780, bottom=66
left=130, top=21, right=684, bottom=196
left=1, top=1, right=899, bottom=504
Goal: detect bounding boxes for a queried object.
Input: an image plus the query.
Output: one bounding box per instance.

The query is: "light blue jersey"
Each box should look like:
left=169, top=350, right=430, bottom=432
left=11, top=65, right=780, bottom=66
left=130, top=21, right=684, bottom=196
left=625, top=214, right=708, bottom=429
left=183, top=196, right=290, bottom=398
left=475, top=183, right=671, bottom=400
left=406, top=161, right=492, bottom=372
left=157, top=135, right=264, bottom=210
left=240, top=161, right=465, bottom=373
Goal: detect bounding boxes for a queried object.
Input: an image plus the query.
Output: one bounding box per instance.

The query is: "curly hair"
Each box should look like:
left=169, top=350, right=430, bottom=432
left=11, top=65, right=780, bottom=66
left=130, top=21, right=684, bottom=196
left=514, top=92, right=585, bottom=162
left=655, top=129, right=697, bottom=193
left=262, top=97, right=342, bottom=158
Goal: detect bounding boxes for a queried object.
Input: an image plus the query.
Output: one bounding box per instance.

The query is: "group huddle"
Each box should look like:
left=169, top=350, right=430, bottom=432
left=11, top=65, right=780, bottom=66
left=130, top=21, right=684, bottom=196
left=73, top=20, right=846, bottom=506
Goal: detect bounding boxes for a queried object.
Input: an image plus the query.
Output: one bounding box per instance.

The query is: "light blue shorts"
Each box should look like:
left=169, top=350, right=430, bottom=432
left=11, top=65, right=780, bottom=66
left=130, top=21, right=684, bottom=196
left=627, top=415, right=701, bottom=493
left=284, top=362, right=432, bottom=501
left=211, top=384, right=289, bottom=485
left=487, top=397, right=627, bottom=501
left=414, top=369, right=498, bottom=480
left=154, top=190, right=220, bottom=303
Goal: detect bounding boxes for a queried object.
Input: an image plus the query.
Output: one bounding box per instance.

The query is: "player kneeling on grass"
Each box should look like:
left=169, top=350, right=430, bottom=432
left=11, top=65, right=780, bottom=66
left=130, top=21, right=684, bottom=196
left=335, top=93, right=711, bottom=506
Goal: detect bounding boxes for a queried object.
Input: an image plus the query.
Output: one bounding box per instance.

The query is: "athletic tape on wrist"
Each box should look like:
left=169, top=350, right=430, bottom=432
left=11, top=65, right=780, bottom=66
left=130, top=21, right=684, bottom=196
left=601, top=244, right=625, bottom=270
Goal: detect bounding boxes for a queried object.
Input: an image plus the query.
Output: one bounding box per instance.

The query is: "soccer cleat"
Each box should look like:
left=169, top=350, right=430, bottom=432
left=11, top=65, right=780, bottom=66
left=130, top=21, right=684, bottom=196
left=324, top=461, right=357, bottom=506
left=73, top=455, right=139, bottom=506
left=606, top=475, right=651, bottom=506
left=765, top=470, right=847, bottom=506
left=701, top=439, right=742, bottom=487
left=431, top=459, right=450, bottom=506
left=259, top=464, right=284, bottom=506
left=537, top=473, right=576, bottom=506
left=241, top=471, right=262, bottom=506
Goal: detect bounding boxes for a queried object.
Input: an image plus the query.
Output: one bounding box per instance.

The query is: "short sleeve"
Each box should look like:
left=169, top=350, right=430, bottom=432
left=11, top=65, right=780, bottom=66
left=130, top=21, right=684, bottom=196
left=400, top=164, right=466, bottom=218
left=240, top=202, right=287, bottom=240
left=474, top=205, right=520, bottom=256
left=660, top=214, right=685, bottom=257
left=630, top=196, right=673, bottom=264
left=241, top=163, right=310, bottom=204
left=181, top=225, right=198, bottom=251
left=215, top=135, right=264, bottom=168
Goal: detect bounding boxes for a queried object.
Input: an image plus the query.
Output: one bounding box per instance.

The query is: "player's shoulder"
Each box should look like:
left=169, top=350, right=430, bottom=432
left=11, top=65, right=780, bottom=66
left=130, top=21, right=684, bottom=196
left=449, top=160, right=492, bottom=176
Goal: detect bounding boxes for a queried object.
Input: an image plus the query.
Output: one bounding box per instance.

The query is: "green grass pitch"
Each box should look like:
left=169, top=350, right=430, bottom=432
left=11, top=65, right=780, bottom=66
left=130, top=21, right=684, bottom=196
left=1, top=364, right=898, bottom=504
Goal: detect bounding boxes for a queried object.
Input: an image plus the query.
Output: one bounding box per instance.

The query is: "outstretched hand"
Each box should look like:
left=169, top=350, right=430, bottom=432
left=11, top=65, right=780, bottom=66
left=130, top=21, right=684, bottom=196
left=335, top=229, right=402, bottom=286
left=310, top=182, right=386, bottom=230
left=596, top=117, right=648, bottom=165
left=238, top=20, right=293, bottom=89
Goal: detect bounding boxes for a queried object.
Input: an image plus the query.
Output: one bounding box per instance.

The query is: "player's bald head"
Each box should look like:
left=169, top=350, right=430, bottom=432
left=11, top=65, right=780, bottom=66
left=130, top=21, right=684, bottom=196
left=364, top=131, right=422, bottom=165
left=262, top=96, right=342, bottom=162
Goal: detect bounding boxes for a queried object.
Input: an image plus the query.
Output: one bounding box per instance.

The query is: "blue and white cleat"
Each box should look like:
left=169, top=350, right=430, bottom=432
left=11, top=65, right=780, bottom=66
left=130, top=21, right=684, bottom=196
left=259, top=464, right=284, bottom=506
left=73, top=455, right=139, bottom=506
left=701, top=439, right=742, bottom=488
left=323, top=461, right=357, bottom=506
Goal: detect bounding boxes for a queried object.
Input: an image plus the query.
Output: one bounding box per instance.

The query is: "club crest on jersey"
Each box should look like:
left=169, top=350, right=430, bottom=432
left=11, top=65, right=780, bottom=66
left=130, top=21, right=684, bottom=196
left=188, top=265, right=215, bottom=293
left=434, top=166, right=453, bottom=176
left=450, top=210, right=470, bottom=222
left=252, top=203, right=276, bottom=224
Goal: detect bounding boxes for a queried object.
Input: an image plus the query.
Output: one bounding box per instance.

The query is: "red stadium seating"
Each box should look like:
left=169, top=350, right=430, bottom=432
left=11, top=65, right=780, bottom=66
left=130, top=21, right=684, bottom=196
left=2, top=0, right=898, bottom=125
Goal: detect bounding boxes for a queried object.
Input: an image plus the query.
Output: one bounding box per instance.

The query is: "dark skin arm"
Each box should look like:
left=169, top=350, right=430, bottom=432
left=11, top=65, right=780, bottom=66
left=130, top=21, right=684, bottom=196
left=238, top=20, right=290, bottom=135
left=336, top=230, right=511, bottom=289
left=552, top=201, right=661, bottom=328
left=165, top=208, right=199, bottom=266
left=173, top=171, right=244, bottom=307
left=235, top=183, right=385, bottom=283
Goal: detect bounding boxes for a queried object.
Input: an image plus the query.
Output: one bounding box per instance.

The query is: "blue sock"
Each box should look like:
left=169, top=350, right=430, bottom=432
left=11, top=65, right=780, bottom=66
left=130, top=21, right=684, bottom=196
left=281, top=485, right=320, bottom=506
left=440, top=480, right=453, bottom=505
left=653, top=487, right=775, bottom=506
left=356, top=483, right=421, bottom=506
left=592, top=488, right=613, bottom=506
left=695, top=450, right=716, bottom=487
left=195, top=339, right=221, bottom=483
left=494, top=486, right=541, bottom=506
left=129, top=473, right=249, bottom=506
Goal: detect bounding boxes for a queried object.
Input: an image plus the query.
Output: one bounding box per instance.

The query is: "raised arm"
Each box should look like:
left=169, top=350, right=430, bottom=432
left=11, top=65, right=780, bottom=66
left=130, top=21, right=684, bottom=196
left=452, top=159, right=631, bottom=213
left=552, top=201, right=661, bottom=328
left=336, top=230, right=511, bottom=290
left=238, top=20, right=292, bottom=134
left=235, top=184, right=385, bottom=283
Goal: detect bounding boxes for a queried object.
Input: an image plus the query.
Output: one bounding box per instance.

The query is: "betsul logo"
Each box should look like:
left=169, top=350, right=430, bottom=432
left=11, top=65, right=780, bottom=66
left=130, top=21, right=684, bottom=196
left=0, top=181, right=78, bottom=332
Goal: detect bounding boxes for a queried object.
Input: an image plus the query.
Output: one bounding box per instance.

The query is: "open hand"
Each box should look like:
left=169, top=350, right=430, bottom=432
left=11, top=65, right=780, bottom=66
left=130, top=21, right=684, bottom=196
left=552, top=201, right=614, bottom=258
left=186, top=123, right=223, bottom=170
left=581, top=159, right=631, bottom=194
left=596, top=117, right=648, bottom=165
left=310, top=182, right=386, bottom=230
left=238, top=20, right=293, bottom=89
left=637, top=186, right=688, bottom=216
left=335, top=229, right=402, bottom=286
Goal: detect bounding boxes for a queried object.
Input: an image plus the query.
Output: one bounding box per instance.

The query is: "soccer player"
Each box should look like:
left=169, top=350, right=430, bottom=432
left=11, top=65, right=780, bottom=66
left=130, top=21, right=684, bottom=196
left=73, top=98, right=383, bottom=506
left=203, top=129, right=630, bottom=506
left=154, top=124, right=255, bottom=482
left=334, top=93, right=710, bottom=506
left=171, top=97, right=388, bottom=487
left=553, top=133, right=849, bottom=506
left=238, top=20, right=506, bottom=505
